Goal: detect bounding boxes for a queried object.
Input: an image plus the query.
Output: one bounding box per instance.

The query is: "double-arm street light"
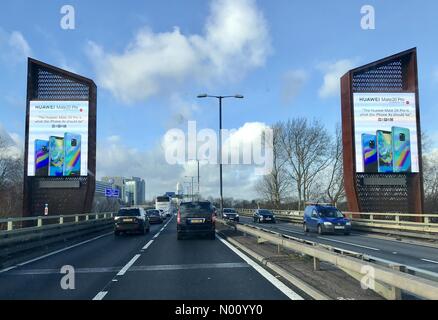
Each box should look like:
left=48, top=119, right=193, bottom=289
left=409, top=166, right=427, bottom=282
left=197, top=94, right=244, bottom=217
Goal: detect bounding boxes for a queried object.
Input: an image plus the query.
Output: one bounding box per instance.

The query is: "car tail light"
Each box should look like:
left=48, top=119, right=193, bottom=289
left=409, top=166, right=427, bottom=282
left=177, top=210, right=181, bottom=224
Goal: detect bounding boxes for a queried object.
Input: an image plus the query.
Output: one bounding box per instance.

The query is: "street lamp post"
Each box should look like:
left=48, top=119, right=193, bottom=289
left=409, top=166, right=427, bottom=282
left=197, top=94, right=244, bottom=217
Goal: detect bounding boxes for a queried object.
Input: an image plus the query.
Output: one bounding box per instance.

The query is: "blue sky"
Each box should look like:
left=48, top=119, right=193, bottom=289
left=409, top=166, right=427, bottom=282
left=1, top=0, right=438, bottom=199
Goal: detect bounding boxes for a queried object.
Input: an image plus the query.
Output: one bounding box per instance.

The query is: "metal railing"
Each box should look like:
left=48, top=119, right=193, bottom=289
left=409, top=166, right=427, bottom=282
left=235, top=209, right=438, bottom=235
left=0, top=213, right=114, bottom=233
left=217, top=218, right=438, bottom=300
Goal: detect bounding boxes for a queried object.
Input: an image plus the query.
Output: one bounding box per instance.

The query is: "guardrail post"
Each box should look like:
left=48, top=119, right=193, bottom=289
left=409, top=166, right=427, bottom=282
left=313, top=257, right=321, bottom=271
left=59, top=216, right=64, bottom=225
left=37, top=217, right=42, bottom=227
left=75, top=215, right=79, bottom=223
left=424, top=216, right=430, bottom=224
left=7, top=220, right=13, bottom=231
left=95, top=214, right=99, bottom=220
left=85, top=215, right=89, bottom=221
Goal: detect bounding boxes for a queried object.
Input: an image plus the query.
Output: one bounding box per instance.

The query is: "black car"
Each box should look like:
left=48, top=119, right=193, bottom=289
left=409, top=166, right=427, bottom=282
left=253, top=209, right=276, bottom=224
left=222, top=208, right=240, bottom=222
left=177, top=201, right=216, bottom=240
left=114, top=207, right=150, bottom=236
left=146, top=209, right=163, bottom=224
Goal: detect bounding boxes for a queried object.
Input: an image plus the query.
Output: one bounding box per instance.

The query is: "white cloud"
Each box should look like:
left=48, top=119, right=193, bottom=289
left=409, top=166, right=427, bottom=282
left=318, top=59, right=356, bottom=98
left=281, top=70, right=309, bottom=104
left=87, top=0, right=271, bottom=104
left=0, top=29, right=31, bottom=64
left=97, top=122, right=271, bottom=200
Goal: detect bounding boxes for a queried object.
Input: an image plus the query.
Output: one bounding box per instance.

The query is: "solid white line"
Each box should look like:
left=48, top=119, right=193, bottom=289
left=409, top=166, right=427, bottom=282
left=217, top=235, right=303, bottom=300
left=117, top=254, right=141, bottom=276
left=0, top=232, right=113, bottom=274
left=142, top=240, right=154, bottom=250
left=92, top=291, right=108, bottom=301
left=153, top=233, right=160, bottom=239
left=318, top=236, right=380, bottom=251
left=421, top=258, right=438, bottom=265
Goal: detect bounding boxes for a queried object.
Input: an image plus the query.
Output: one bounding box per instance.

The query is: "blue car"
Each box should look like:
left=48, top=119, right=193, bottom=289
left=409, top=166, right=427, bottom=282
left=303, top=205, right=351, bottom=235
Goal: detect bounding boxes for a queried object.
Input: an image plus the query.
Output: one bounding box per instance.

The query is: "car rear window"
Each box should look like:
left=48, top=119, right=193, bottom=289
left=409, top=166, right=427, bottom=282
left=259, top=210, right=273, bottom=215
left=117, top=209, right=141, bottom=217
left=180, top=202, right=212, bottom=214
left=147, top=210, right=160, bottom=216
left=224, top=209, right=236, bottom=213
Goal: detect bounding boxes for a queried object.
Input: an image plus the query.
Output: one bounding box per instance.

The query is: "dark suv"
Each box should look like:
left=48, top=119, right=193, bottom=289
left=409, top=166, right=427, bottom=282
left=177, top=201, right=216, bottom=240
left=114, top=207, right=150, bottom=236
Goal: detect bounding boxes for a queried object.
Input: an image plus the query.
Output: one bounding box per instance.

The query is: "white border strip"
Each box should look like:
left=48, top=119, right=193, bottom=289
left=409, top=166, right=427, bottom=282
left=117, top=254, right=141, bottom=276
left=92, top=291, right=108, bottom=300
left=217, top=234, right=303, bottom=300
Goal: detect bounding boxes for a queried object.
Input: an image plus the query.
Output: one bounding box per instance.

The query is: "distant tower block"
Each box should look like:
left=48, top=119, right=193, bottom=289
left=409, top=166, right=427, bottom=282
left=176, top=182, right=182, bottom=195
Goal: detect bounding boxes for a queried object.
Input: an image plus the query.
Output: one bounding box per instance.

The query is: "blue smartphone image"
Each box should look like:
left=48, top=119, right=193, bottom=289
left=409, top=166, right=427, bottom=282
left=63, top=133, right=81, bottom=176
left=49, top=136, right=64, bottom=176
left=392, top=127, right=412, bottom=173
left=376, top=130, right=393, bottom=173
left=361, top=134, right=377, bottom=173
left=34, top=139, right=49, bottom=176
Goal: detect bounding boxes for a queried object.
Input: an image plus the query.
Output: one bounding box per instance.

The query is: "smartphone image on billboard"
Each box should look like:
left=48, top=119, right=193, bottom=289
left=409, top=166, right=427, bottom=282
left=392, top=127, right=411, bottom=173
left=34, top=140, right=49, bottom=176
left=63, top=133, right=81, bottom=176
left=49, top=136, right=64, bottom=177
left=361, top=134, right=377, bottom=173
left=376, top=130, right=393, bottom=173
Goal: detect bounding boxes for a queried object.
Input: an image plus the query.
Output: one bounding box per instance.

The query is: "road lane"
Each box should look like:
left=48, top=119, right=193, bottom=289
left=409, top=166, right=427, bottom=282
left=101, top=218, right=298, bottom=300
left=0, top=220, right=166, bottom=299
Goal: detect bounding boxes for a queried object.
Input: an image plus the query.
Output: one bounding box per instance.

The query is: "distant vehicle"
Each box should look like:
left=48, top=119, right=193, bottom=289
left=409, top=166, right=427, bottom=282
left=177, top=201, right=216, bottom=240
left=158, top=209, right=167, bottom=220
left=156, top=195, right=171, bottom=215
left=114, top=207, right=150, bottom=236
left=303, top=205, right=351, bottom=235
left=253, top=209, right=276, bottom=224
left=222, top=208, right=239, bottom=222
left=146, top=209, right=163, bottom=224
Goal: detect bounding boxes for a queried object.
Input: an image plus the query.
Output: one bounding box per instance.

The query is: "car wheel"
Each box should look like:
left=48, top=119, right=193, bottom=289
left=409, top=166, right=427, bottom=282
left=114, top=231, right=121, bottom=237
left=146, top=227, right=150, bottom=233
left=177, top=233, right=184, bottom=240
left=344, top=232, right=350, bottom=236
left=303, top=223, right=309, bottom=233
left=209, top=232, right=216, bottom=240
left=317, top=225, right=323, bottom=235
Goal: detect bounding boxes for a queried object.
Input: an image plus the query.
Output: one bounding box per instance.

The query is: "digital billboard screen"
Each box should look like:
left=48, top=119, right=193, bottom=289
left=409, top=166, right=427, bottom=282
left=27, top=101, right=89, bottom=177
left=354, top=93, right=419, bottom=174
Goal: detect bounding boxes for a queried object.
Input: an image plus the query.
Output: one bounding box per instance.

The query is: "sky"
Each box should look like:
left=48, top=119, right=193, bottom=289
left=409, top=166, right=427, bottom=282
left=1, top=0, right=438, bottom=200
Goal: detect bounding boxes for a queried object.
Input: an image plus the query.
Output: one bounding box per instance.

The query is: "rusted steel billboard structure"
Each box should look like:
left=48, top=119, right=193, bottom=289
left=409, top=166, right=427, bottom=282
left=341, top=48, right=424, bottom=215
left=23, top=58, right=97, bottom=217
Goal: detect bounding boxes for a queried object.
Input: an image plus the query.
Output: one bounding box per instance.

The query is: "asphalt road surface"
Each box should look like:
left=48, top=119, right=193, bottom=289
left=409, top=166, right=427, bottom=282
left=0, top=216, right=302, bottom=300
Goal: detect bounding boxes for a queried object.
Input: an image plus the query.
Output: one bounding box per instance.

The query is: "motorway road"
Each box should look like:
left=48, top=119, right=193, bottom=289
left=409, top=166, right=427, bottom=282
left=0, top=216, right=302, bottom=300
left=238, top=216, right=438, bottom=276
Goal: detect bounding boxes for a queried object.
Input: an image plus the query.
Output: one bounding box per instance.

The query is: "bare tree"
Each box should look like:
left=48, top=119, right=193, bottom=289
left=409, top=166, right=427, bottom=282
left=278, top=118, right=332, bottom=210
left=0, top=136, right=24, bottom=217
left=255, top=124, right=291, bottom=208
left=325, top=124, right=345, bottom=206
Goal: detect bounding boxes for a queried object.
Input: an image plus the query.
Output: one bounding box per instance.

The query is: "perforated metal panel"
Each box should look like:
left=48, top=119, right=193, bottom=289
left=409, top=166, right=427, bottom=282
left=355, top=173, right=409, bottom=212
left=352, top=60, right=403, bottom=92
left=23, top=59, right=96, bottom=217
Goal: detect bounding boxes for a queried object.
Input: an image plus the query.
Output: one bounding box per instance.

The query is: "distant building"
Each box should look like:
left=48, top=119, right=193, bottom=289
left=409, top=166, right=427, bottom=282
left=102, top=176, right=146, bottom=206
